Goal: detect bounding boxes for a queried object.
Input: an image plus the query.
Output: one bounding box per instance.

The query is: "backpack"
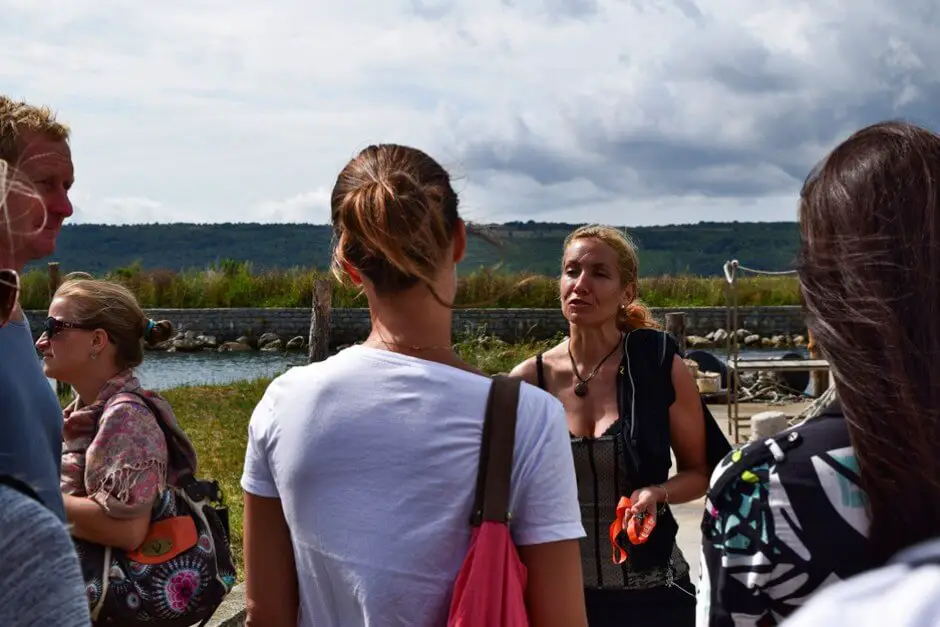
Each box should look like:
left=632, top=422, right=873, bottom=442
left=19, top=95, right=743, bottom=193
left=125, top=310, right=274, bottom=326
left=447, top=376, right=529, bottom=627
left=75, top=392, right=237, bottom=627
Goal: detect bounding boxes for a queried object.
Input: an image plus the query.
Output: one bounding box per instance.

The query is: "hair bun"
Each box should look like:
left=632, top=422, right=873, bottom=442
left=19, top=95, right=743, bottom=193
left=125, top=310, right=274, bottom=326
left=330, top=144, right=461, bottom=297
left=143, top=319, right=174, bottom=346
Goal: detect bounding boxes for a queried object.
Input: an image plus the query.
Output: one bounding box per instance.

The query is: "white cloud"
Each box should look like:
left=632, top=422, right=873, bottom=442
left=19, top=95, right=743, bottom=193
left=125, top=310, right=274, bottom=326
left=1, top=0, right=939, bottom=226
left=256, top=189, right=332, bottom=224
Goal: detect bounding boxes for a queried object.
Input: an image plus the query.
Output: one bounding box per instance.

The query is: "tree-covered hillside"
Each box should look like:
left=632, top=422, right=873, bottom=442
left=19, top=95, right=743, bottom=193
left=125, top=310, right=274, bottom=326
left=31, top=220, right=798, bottom=277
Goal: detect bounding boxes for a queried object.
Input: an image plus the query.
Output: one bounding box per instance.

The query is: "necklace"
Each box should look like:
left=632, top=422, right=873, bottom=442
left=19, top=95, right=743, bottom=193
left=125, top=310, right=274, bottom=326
left=567, top=334, right=622, bottom=398
left=379, top=340, right=453, bottom=351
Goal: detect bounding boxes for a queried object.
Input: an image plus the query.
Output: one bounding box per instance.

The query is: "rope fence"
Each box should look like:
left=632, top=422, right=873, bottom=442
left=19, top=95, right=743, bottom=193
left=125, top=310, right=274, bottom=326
left=722, top=260, right=807, bottom=442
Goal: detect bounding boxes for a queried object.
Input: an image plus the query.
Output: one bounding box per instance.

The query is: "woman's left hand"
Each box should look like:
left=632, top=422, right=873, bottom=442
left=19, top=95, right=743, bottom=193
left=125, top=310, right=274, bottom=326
left=623, top=486, right=665, bottom=527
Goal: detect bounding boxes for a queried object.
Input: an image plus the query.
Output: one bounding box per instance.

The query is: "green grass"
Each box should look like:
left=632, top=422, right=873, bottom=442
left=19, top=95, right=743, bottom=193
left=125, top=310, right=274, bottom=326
left=161, top=379, right=269, bottom=580
left=156, top=334, right=555, bottom=579
left=20, top=260, right=801, bottom=310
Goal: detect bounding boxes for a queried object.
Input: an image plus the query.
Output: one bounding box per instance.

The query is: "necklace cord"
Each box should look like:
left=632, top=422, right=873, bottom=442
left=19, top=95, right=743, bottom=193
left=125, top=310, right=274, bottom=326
left=567, top=334, right=623, bottom=388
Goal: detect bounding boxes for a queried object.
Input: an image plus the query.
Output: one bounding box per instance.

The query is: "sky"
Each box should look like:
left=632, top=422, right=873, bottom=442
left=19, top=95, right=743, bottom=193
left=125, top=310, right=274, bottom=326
left=2, top=0, right=939, bottom=227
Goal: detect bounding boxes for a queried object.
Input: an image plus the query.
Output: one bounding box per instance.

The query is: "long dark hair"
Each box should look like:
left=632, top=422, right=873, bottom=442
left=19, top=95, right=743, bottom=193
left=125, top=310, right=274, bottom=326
left=798, top=120, right=940, bottom=564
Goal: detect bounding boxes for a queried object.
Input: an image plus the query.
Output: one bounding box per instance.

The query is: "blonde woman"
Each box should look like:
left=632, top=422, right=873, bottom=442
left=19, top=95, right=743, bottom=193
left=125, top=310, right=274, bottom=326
left=511, top=225, right=725, bottom=626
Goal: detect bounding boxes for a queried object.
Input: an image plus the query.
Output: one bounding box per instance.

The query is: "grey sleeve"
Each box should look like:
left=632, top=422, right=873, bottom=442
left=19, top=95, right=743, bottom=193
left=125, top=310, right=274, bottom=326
left=0, top=486, right=92, bottom=626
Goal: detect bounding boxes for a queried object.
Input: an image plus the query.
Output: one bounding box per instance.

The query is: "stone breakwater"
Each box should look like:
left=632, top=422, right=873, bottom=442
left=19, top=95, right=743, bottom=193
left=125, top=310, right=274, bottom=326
left=24, top=306, right=806, bottom=351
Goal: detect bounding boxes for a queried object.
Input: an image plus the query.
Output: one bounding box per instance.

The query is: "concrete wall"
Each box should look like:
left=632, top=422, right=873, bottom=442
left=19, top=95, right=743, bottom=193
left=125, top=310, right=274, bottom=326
left=24, top=306, right=806, bottom=346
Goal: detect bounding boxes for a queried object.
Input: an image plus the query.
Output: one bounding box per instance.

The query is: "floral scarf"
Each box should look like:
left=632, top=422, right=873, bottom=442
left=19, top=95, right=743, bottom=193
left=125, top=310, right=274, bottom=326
left=60, top=369, right=198, bottom=518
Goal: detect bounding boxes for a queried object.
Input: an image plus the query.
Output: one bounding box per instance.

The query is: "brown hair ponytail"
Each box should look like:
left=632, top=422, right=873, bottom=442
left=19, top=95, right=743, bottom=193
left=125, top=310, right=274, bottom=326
left=330, top=144, right=459, bottom=300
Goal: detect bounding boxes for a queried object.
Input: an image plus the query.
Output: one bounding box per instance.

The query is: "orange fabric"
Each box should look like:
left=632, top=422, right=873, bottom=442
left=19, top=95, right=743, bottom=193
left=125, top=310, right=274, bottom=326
left=448, top=521, right=529, bottom=626
left=609, top=496, right=658, bottom=565
left=127, top=515, right=198, bottom=565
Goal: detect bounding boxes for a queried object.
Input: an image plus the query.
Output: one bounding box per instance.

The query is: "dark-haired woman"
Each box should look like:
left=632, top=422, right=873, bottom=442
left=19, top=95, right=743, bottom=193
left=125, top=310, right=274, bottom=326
left=240, top=144, right=588, bottom=627
left=511, top=225, right=723, bottom=626
left=698, top=120, right=940, bottom=625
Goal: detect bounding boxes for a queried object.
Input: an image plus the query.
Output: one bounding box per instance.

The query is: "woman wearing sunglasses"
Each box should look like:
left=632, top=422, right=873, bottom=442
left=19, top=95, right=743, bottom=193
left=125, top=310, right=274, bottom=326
left=35, top=278, right=185, bottom=553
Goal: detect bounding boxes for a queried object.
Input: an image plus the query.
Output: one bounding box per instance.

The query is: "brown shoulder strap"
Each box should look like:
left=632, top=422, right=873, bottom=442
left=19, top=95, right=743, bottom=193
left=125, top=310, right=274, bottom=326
left=471, top=375, right=521, bottom=526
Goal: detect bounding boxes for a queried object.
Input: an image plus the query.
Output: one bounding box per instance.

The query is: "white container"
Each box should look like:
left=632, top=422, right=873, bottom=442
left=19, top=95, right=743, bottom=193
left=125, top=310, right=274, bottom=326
left=696, top=372, right=720, bottom=394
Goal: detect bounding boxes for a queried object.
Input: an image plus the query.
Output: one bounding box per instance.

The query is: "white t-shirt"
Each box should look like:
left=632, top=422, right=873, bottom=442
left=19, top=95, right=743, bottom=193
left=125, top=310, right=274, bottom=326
left=782, top=564, right=940, bottom=627
left=241, top=345, right=585, bottom=627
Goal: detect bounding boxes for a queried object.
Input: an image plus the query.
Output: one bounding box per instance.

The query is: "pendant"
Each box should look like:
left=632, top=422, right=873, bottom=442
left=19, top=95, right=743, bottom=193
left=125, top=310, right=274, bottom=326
left=574, top=381, right=589, bottom=397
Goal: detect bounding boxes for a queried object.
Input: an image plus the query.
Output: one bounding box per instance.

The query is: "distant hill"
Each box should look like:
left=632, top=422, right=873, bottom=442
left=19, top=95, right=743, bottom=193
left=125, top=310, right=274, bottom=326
left=30, top=220, right=799, bottom=277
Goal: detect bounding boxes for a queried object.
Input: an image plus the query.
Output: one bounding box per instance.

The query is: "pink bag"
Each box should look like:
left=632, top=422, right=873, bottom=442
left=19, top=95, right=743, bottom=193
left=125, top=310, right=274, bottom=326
left=448, top=376, right=529, bottom=627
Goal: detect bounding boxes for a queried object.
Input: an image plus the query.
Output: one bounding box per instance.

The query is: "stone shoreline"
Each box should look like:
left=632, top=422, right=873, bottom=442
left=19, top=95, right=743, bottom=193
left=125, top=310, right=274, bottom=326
left=24, top=305, right=807, bottom=347
left=144, top=326, right=807, bottom=355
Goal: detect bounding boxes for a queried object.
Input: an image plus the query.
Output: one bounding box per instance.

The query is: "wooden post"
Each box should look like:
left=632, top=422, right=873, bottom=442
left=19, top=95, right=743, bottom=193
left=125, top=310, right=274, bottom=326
left=664, top=311, right=686, bottom=356
left=308, top=279, right=333, bottom=363
left=48, top=261, right=60, bottom=299
left=808, top=329, right=827, bottom=398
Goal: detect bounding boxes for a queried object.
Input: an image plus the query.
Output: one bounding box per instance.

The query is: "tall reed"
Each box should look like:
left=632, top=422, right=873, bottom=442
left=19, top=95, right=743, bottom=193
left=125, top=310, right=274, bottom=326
left=20, top=260, right=800, bottom=310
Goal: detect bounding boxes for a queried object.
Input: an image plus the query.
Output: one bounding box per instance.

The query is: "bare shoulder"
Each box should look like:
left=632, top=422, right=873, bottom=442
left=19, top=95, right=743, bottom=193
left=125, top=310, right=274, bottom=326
left=541, top=341, right=569, bottom=362
left=509, top=340, right=568, bottom=386
left=509, top=355, right=539, bottom=386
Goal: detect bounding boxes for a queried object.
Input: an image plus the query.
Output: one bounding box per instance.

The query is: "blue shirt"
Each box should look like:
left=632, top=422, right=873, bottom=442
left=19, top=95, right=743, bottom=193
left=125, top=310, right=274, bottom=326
left=0, top=318, right=66, bottom=521
left=0, top=484, right=90, bottom=626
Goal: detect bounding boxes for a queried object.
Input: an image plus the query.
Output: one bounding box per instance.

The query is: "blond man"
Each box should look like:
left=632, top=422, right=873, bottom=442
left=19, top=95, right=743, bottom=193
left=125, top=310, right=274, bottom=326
left=0, top=95, right=74, bottom=271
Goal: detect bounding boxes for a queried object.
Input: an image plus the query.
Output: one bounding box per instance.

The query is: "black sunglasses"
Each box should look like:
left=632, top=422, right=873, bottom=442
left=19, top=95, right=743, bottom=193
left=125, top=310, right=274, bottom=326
left=43, top=316, right=96, bottom=338
left=0, top=269, right=18, bottom=328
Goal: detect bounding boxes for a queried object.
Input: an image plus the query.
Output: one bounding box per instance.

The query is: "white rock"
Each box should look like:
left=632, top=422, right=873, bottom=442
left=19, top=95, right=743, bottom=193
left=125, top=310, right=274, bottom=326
left=750, top=411, right=789, bottom=441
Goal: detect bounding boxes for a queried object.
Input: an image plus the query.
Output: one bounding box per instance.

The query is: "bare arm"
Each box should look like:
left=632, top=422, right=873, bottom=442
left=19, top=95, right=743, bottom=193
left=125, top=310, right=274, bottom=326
left=626, top=355, right=709, bottom=518
left=517, top=539, right=588, bottom=627
left=243, top=492, right=299, bottom=627
left=661, top=354, right=709, bottom=504
left=64, top=494, right=150, bottom=552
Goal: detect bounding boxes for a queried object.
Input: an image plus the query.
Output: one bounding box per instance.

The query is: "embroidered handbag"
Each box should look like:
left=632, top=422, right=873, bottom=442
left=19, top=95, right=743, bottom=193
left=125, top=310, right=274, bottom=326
left=75, top=392, right=237, bottom=627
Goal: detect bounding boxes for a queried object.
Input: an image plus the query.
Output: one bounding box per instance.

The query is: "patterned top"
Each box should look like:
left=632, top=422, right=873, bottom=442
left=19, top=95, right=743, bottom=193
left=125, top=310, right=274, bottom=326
left=697, top=407, right=873, bottom=626
left=61, top=372, right=171, bottom=519
left=62, top=397, right=167, bottom=517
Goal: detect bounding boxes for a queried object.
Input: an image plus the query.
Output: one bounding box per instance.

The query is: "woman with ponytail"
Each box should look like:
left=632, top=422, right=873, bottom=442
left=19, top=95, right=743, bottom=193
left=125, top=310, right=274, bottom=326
left=511, top=225, right=718, bottom=626
left=34, top=279, right=197, bottom=590
left=240, top=144, right=588, bottom=627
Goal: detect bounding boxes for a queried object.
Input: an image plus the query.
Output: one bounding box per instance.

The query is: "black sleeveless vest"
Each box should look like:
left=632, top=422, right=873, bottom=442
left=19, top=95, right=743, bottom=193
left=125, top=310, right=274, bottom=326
left=537, top=329, right=731, bottom=574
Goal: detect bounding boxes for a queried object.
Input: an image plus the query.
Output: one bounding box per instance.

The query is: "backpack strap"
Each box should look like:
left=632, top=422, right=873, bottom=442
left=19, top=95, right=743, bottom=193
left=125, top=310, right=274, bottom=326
left=107, top=392, right=222, bottom=504
left=470, top=376, right=521, bottom=526
left=108, top=392, right=191, bottom=479
left=705, top=429, right=804, bottom=505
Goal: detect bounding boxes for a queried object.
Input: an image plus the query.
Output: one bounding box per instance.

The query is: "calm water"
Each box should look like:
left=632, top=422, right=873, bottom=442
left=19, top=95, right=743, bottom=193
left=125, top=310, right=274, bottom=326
left=47, top=346, right=809, bottom=391
left=46, top=350, right=305, bottom=392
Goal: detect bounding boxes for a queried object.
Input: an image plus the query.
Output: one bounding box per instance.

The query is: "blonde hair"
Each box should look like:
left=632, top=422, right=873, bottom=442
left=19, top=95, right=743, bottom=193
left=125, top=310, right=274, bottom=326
left=563, top=224, right=659, bottom=332
left=330, top=144, right=459, bottom=304
left=0, top=96, right=70, bottom=162
left=54, top=279, right=173, bottom=370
